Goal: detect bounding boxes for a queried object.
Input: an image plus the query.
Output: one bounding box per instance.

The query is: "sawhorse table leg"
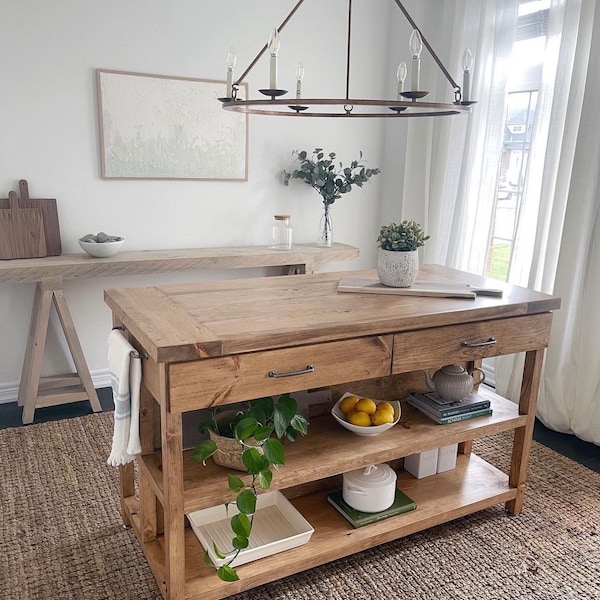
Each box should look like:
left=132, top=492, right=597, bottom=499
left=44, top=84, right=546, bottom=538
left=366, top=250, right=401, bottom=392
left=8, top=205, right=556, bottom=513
left=18, top=276, right=101, bottom=424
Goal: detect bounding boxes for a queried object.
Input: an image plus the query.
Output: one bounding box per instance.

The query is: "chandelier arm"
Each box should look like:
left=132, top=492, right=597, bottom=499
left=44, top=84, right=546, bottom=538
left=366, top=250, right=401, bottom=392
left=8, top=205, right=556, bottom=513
left=234, top=0, right=307, bottom=86
left=345, top=0, right=352, bottom=100
left=392, top=0, right=461, bottom=93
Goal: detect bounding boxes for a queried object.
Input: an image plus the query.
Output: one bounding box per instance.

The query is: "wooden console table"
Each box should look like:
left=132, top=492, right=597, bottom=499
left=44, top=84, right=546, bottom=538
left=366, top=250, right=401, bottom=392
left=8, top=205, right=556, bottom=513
left=0, top=243, right=358, bottom=423
left=104, top=265, right=560, bottom=600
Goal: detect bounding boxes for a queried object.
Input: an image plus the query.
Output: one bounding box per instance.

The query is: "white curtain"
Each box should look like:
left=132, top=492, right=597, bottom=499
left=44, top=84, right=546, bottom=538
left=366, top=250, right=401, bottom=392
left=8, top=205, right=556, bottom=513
left=496, top=0, right=600, bottom=445
left=394, top=0, right=600, bottom=444
left=398, top=0, right=519, bottom=270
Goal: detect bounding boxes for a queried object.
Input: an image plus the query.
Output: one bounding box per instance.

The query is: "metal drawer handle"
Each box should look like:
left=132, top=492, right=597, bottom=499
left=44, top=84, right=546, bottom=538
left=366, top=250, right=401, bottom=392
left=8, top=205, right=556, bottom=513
left=268, top=364, right=315, bottom=378
left=461, top=337, right=497, bottom=348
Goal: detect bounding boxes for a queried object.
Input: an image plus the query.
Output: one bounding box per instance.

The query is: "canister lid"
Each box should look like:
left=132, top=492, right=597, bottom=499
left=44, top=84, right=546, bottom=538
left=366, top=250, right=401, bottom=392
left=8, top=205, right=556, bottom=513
left=343, top=463, right=396, bottom=488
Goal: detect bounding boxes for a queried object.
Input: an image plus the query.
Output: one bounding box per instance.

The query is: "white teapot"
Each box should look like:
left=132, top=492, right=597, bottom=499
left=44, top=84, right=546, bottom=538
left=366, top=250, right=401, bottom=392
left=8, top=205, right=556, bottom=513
left=422, top=364, right=486, bottom=402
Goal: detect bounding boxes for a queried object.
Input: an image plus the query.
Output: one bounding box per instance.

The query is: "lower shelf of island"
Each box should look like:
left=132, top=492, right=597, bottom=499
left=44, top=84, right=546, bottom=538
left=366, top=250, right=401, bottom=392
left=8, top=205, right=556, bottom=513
left=128, top=451, right=517, bottom=600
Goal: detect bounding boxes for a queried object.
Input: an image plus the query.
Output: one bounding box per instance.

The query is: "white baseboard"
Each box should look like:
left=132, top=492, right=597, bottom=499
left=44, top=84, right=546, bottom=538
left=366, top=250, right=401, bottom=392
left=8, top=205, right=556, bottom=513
left=0, top=369, right=111, bottom=405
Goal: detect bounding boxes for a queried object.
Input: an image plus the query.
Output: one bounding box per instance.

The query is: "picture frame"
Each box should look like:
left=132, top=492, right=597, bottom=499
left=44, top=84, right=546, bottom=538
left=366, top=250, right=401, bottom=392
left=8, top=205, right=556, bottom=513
left=96, top=69, right=248, bottom=181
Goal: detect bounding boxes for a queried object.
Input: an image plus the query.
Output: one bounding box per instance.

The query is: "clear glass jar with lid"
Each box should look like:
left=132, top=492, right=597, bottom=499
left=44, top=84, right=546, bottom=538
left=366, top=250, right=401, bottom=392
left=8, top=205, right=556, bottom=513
left=269, top=214, right=293, bottom=250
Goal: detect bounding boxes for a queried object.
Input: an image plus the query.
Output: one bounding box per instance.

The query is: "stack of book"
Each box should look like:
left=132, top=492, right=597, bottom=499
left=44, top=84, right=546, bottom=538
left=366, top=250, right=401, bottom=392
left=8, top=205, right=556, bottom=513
left=327, top=489, right=416, bottom=528
left=407, top=390, right=492, bottom=424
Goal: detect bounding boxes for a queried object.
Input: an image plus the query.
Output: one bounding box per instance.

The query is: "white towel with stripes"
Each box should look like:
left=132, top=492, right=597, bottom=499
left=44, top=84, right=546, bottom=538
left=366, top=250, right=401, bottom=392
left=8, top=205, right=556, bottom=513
left=107, top=329, right=142, bottom=466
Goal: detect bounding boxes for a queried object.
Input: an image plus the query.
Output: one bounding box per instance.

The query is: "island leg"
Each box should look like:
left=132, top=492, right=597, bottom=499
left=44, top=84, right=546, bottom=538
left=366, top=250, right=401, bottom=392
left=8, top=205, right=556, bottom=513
left=506, top=348, right=545, bottom=514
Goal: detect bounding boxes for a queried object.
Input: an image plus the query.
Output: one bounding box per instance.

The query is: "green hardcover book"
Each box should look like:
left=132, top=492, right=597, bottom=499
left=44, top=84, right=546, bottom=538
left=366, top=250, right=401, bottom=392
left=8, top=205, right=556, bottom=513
left=327, top=489, right=417, bottom=528
left=407, top=398, right=493, bottom=424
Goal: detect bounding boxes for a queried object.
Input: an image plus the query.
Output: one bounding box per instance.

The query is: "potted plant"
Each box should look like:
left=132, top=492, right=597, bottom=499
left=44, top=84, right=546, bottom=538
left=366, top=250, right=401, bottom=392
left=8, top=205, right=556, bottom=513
left=376, top=220, right=429, bottom=287
left=191, top=394, right=308, bottom=582
left=283, top=148, right=380, bottom=247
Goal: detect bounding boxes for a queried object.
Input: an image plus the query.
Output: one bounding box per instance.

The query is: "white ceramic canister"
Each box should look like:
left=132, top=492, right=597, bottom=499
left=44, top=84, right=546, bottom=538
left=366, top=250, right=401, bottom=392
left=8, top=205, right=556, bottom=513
left=342, top=463, right=397, bottom=513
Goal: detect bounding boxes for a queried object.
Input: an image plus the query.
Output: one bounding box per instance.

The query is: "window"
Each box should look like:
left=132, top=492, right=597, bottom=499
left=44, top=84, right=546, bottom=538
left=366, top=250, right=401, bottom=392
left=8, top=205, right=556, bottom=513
left=485, top=0, right=550, bottom=281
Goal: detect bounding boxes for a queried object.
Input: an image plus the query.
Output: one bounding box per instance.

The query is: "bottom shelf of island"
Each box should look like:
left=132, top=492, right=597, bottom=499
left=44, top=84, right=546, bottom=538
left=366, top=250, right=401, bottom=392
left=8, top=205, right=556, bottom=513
left=127, top=452, right=516, bottom=600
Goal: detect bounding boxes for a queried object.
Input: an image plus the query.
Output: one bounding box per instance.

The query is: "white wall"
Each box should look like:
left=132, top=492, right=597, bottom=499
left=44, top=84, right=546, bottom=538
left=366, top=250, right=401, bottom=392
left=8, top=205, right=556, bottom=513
left=1, top=0, right=406, bottom=400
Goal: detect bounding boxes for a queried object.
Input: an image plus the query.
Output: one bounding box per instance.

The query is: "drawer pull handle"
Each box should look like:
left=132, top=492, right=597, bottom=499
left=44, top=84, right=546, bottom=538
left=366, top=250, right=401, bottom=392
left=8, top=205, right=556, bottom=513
left=268, top=364, right=315, bottom=378
left=461, top=337, right=496, bottom=348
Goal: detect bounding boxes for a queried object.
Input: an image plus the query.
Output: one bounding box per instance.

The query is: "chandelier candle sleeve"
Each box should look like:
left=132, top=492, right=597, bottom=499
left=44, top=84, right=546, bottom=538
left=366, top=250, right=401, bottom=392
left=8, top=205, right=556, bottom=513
left=409, top=29, right=423, bottom=91
left=269, top=28, right=280, bottom=89
left=462, top=48, right=474, bottom=102
left=226, top=47, right=236, bottom=97
left=396, top=62, right=407, bottom=98
left=296, top=63, right=304, bottom=98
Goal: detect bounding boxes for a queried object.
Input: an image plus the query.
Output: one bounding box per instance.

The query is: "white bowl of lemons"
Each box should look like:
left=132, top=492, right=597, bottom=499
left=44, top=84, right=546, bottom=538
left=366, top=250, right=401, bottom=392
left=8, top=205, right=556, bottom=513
left=331, top=393, right=401, bottom=436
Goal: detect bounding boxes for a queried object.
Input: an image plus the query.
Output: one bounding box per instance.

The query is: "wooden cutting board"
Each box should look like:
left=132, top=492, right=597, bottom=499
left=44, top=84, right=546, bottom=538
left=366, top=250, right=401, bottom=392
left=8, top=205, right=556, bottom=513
left=0, top=191, right=47, bottom=259
left=337, top=277, right=504, bottom=299
left=0, top=180, right=61, bottom=256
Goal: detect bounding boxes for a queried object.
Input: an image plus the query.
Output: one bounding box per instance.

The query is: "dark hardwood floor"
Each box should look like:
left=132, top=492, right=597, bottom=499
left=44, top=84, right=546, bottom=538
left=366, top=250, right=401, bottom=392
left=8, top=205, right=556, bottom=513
left=1, top=388, right=598, bottom=473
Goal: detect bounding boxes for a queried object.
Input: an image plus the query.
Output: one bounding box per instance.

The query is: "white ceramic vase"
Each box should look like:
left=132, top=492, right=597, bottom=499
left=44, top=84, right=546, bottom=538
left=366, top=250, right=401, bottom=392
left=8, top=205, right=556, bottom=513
left=377, top=248, right=419, bottom=287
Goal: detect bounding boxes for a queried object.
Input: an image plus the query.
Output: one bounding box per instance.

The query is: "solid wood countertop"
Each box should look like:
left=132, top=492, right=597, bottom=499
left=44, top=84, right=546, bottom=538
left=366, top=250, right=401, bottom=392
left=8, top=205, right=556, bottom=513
left=0, top=243, right=359, bottom=284
left=104, top=265, right=561, bottom=364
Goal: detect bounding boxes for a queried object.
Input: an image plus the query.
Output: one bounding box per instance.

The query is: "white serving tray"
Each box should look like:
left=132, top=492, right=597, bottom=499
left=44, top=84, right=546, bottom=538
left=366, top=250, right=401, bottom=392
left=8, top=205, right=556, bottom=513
left=187, top=491, right=314, bottom=568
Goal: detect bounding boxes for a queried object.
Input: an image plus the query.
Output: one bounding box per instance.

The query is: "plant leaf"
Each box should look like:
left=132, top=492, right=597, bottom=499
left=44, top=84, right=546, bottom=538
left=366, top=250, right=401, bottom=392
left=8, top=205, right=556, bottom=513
left=227, top=473, right=245, bottom=492
left=217, top=565, right=240, bottom=582
left=234, top=417, right=258, bottom=441
left=290, top=413, right=308, bottom=435
left=258, top=468, right=273, bottom=489
left=232, top=534, right=249, bottom=550
left=262, top=438, right=285, bottom=465
left=236, top=490, right=257, bottom=515
left=190, top=440, right=218, bottom=465
left=273, top=394, right=297, bottom=437
left=231, top=514, right=251, bottom=541
left=242, top=447, right=270, bottom=473
left=212, top=542, right=227, bottom=560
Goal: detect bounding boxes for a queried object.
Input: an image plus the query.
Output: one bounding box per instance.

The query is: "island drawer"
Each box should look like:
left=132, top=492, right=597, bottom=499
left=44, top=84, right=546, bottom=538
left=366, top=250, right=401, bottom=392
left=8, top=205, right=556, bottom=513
left=168, top=335, right=393, bottom=412
left=392, top=312, right=552, bottom=373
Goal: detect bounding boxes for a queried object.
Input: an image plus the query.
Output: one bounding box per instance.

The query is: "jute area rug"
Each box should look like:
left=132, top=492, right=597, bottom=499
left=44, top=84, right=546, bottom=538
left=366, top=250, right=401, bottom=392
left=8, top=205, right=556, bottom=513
left=1, top=412, right=598, bottom=600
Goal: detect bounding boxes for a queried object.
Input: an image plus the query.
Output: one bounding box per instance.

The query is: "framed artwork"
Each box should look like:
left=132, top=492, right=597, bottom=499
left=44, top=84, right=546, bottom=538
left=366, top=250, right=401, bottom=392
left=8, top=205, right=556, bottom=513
left=96, top=69, right=248, bottom=180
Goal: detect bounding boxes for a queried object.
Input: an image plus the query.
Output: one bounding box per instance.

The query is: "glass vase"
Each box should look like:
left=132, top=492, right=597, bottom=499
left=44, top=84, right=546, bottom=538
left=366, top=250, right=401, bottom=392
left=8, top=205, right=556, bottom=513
left=318, top=204, right=333, bottom=247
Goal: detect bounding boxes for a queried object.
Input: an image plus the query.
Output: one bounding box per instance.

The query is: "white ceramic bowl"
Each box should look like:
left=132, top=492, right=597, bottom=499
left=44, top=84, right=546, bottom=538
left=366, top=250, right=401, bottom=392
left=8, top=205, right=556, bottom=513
left=79, top=238, right=124, bottom=257
left=331, top=393, right=401, bottom=436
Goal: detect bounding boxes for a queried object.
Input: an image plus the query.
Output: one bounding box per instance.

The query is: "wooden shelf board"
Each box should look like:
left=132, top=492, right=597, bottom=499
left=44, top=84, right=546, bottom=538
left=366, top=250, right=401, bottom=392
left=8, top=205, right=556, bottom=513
left=139, top=389, right=525, bottom=515
left=143, top=453, right=513, bottom=600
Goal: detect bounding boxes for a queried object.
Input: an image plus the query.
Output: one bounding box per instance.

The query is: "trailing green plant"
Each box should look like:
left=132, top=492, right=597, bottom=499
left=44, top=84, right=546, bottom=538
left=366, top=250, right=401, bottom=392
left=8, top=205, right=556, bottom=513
left=283, top=148, right=381, bottom=206
left=377, top=220, right=430, bottom=252
left=191, top=394, right=308, bottom=582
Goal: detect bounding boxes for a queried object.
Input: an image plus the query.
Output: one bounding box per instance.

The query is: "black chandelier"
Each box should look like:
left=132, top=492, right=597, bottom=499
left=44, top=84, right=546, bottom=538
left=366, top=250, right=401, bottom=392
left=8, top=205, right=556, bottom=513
left=219, top=0, right=476, bottom=118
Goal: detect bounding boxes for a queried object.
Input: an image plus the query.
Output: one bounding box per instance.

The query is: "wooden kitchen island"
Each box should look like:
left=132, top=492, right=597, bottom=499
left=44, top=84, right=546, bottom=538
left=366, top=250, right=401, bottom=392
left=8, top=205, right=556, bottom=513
left=104, top=265, right=560, bottom=600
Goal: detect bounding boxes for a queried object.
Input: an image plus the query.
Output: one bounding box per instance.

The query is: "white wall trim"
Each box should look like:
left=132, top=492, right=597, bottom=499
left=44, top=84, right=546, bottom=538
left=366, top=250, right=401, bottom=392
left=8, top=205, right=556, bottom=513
left=0, top=369, right=111, bottom=405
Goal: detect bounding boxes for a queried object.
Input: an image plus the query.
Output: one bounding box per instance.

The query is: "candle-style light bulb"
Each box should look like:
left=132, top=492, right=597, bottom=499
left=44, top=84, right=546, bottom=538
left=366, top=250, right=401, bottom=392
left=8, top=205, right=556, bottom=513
left=268, top=28, right=280, bottom=89
left=295, top=62, right=305, bottom=99
left=409, top=29, right=423, bottom=91
left=396, top=61, right=407, bottom=97
left=225, top=47, right=236, bottom=98
left=462, top=48, right=474, bottom=102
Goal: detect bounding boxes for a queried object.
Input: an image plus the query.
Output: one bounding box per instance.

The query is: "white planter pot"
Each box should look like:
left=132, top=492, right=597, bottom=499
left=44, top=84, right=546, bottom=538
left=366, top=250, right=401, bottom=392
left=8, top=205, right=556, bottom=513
left=377, top=248, right=419, bottom=287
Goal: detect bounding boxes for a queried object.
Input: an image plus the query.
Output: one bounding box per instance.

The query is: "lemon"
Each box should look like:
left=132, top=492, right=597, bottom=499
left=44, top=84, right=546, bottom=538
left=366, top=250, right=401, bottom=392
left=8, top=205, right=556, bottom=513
left=371, top=408, right=395, bottom=426
left=377, top=401, right=395, bottom=416
left=347, top=410, right=372, bottom=427
left=354, top=398, right=377, bottom=415
left=339, top=395, right=360, bottom=414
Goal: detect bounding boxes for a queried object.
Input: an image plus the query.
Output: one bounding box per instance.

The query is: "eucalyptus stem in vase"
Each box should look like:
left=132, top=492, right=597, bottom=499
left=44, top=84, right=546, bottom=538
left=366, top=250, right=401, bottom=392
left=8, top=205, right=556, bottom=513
left=283, top=148, right=381, bottom=247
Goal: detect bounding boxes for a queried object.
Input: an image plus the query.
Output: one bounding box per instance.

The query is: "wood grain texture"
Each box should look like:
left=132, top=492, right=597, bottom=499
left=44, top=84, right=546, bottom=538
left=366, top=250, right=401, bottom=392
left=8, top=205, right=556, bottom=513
left=105, top=266, right=561, bottom=363
left=0, top=192, right=47, bottom=259
left=140, top=390, right=526, bottom=515
left=0, top=181, right=62, bottom=255
left=0, top=243, right=359, bottom=283
left=168, top=336, right=393, bottom=412
left=142, top=454, right=516, bottom=600
left=107, top=265, right=559, bottom=600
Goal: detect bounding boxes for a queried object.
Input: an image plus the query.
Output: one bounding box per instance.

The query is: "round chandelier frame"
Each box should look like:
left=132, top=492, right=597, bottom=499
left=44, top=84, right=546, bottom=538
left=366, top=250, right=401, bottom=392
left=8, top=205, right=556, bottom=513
left=220, top=0, right=474, bottom=118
